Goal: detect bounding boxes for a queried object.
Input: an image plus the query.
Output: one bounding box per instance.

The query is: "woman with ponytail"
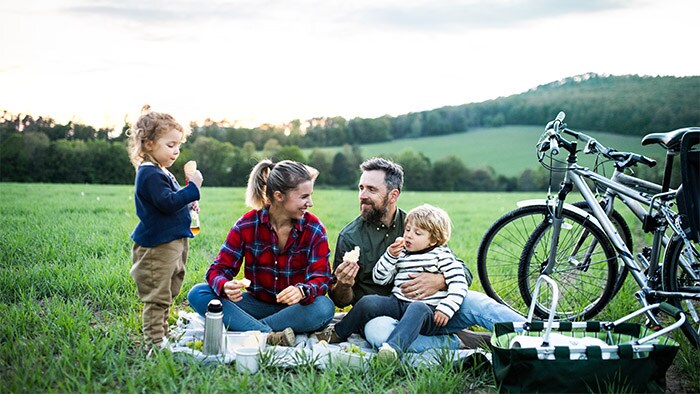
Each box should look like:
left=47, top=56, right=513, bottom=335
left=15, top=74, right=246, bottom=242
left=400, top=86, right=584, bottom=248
left=188, top=159, right=335, bottom=346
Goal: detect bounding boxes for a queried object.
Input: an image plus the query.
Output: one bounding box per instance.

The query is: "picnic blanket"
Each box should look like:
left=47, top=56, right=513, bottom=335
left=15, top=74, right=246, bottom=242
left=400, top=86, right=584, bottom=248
left=167, top=311, right=491, bottom=369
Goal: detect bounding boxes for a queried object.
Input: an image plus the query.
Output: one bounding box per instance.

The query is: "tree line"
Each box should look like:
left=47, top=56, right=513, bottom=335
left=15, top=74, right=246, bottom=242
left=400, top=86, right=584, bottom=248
left=0, top=117, right=553, bottom=191
left=1, top=73, right=695, bottom=190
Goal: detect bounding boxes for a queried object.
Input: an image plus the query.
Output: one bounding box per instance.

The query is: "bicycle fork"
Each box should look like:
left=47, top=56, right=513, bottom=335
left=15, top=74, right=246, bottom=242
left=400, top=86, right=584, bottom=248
left=542, top=173, right=602, bottom=275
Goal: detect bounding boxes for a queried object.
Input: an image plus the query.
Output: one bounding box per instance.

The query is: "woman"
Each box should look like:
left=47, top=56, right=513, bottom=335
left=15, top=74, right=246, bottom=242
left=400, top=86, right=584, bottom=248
left=187, top=159, right=335, bottom=346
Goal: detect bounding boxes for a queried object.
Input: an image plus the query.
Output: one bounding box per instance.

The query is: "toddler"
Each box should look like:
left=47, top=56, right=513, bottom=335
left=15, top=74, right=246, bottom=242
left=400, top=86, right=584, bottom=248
left=127, top=105, right=203, bottom=352
left=319, top=204, right=469, bottom=360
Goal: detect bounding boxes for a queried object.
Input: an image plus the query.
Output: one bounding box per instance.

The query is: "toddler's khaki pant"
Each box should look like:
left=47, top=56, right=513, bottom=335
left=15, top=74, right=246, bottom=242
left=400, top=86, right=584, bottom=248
left=130, top=238, right=188, bottom=345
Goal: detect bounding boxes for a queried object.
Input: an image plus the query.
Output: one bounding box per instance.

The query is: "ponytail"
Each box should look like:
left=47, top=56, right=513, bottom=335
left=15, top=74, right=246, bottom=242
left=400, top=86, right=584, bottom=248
left=245, top=159, right=274, bottom=209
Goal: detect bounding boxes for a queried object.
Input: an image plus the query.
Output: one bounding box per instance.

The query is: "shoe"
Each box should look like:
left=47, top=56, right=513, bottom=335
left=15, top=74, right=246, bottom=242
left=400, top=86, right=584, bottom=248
left=267, top=327, right=295, bottom=347
left=146, top=338, right=170, bottom=358
left=456, top=329, right=491, bottom=349
left=376, top=343, right=398, bottom=362
left=311, top=325, right=342, bottom=344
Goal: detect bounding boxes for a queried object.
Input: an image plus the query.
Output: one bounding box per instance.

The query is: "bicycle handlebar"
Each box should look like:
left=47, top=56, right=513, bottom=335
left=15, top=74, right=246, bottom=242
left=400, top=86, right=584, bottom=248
left=541, top=112, right=565, bottom=155
left=540, top=112, right=657, bottom=169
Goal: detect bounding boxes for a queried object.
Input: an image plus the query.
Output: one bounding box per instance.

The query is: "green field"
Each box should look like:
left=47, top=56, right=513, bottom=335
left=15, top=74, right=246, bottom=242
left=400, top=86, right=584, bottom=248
left=1, top=183, right=697, bottom=392
left=305, top=126, right=665, bottom=177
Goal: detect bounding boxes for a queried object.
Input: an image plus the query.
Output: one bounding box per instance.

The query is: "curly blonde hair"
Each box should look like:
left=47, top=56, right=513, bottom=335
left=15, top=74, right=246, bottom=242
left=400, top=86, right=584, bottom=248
left=405, top=204, right=452, bottom=246
left=126, top=105, right=190, bottom=168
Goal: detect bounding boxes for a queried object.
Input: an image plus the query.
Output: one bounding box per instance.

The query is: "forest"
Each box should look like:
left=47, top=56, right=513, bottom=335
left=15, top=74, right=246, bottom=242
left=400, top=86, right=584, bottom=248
left=1, top=73, right=698, bottom=191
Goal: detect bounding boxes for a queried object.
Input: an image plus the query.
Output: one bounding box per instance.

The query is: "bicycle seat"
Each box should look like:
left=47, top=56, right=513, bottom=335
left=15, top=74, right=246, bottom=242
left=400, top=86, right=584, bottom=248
left=641, top=127, right=700, bottom=151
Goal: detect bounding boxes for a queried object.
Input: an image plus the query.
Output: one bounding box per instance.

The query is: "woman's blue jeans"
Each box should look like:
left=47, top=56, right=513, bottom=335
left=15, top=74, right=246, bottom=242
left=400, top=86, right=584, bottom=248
left=187, top=283, right=335, bottom=333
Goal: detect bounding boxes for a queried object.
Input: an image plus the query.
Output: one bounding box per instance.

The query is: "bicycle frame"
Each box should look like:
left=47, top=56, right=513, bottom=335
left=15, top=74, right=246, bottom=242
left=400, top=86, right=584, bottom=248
left=546, top=155, right=700, bottom=311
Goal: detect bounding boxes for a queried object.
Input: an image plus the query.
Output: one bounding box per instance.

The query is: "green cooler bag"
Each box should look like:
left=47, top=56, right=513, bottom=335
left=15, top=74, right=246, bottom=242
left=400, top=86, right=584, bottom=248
left=491, top=320, right=680, bottom=393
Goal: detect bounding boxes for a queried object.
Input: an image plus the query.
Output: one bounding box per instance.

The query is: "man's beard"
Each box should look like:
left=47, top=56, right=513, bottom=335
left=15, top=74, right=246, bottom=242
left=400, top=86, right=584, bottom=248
left=360, top=194, right=389, bottom=223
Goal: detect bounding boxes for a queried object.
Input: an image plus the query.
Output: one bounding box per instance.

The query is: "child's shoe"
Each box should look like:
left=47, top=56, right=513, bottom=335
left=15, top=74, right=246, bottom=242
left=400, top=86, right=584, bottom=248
left=146, top=337, right=170, bottom=358
left=267, top=327, right=295, bottom=346
left=376, top=343, right=398, bottom=362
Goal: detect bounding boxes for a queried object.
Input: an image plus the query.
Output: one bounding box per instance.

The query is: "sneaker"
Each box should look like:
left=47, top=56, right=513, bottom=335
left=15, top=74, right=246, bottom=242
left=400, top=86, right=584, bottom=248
left=376, top=343, right=398, bottom=362
left=456, top=329, right=491, bottom=349
left=267, top=327, right=295, bottom=347
left=311, top=325, right=342, bottom=344
left=146, top=338, right=170, bottom=358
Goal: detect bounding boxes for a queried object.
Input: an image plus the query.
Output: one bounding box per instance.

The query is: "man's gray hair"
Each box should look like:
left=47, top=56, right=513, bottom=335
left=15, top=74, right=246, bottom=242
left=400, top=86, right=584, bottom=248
left=360, top=157, right=404, bottom=192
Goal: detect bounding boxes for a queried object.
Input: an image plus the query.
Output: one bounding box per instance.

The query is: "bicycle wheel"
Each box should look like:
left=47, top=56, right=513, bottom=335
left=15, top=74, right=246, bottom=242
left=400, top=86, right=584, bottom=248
left=662, top=235, right=700, bottom=347
left=477, top=203, right=630, bottom=316
left=477, top=205, right=552, bottom=315
left=519, top=210, right=617, bottom=320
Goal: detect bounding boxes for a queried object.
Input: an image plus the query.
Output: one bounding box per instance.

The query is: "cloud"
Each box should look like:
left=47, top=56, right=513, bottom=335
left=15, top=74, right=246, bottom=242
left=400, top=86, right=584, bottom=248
left=349, top=0, right=643, bottom=31
left=61, top=0, right=259, bottom=24
left=61, top=0, right=642, bottom=31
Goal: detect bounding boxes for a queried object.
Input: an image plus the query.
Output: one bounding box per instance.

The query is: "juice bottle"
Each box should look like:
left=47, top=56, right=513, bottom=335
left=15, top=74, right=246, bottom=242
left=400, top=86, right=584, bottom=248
left=184, top=161, right=200, bottom=235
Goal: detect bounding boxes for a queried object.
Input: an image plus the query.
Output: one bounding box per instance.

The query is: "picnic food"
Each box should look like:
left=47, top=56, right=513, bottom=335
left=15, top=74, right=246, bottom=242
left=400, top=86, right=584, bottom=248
left=238, top=278, right=251, bottom=288
left=186, top=340, right=204, bottom=351
left=343, top=343, right=366, bottom=357
left=343, top=246, right=360, bottom=263
left=184, top=160, right=197, bottom=179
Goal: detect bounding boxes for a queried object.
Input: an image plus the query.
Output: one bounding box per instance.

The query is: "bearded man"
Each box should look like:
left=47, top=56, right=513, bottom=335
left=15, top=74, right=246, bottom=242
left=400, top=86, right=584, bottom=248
left=327, top=157, right=524, bottom=351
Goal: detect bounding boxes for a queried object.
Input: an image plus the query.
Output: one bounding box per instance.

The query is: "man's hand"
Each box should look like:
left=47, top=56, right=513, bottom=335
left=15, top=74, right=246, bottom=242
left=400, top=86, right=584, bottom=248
left=434, top=310, right=449, bottom=327
left=399, top=272, right=446, bottom=300
left=334, top=261, right=359, bottom=288
left=276, top=285, right=304, bottom=305
left=223, top=280, right=245, bottom=302
left=329, top=260, right=359, bottom=307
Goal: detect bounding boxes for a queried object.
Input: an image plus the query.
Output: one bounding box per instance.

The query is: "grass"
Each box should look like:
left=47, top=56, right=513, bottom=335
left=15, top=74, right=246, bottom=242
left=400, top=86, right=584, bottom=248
left=303, top=126, right=664, bottom=176
left=1, top=182, right=698, bottom=393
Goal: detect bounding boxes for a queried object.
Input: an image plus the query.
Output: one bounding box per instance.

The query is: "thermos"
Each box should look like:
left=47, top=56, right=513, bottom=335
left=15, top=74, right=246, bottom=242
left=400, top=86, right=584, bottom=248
left=203, top=299, right=223, bottom=355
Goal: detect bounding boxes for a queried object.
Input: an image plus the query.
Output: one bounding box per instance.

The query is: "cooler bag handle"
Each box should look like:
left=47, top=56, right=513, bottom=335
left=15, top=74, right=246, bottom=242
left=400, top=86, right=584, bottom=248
left=525, top=275, right=560, bottom=346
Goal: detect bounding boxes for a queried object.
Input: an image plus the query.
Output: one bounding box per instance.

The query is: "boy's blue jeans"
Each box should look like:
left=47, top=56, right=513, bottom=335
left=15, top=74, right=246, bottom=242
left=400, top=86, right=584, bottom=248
left=335, top=294, right=462, bottom=354
left=187, top=283, right=335, bottom=333
left=363, top=290, right=526, bottom=352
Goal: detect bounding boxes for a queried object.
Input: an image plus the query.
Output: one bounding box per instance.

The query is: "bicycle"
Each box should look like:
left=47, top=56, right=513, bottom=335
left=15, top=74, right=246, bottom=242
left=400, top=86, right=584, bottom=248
left=477, top=119, right=669, bottom=318
left=518, top=112, right=700, bottom=346
left=476, top=200, right=633, bottom=317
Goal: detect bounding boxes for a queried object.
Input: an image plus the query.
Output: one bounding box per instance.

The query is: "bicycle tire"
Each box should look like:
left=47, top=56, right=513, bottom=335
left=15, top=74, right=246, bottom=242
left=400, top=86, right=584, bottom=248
left=519, top=210, right=617, bottom=320
left=477, top=205, right=552, bottom=315
left=477, top=203, right=630, bottom=316
left=662, top=235, right=700, bottom=348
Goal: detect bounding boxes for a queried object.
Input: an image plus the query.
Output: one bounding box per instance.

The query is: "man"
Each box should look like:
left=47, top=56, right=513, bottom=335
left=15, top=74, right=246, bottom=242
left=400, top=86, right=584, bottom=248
left=328, top=157, right=525, bottom=351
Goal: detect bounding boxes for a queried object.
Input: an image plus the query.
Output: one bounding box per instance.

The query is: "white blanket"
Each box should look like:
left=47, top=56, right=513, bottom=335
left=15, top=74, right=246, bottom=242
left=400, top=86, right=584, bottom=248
left=167, top=311, right=491, bottom=369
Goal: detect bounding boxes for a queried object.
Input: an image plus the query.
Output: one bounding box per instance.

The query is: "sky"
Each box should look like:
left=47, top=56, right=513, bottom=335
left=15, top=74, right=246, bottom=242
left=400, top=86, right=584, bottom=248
left=1, top=0, right=698, bottom=130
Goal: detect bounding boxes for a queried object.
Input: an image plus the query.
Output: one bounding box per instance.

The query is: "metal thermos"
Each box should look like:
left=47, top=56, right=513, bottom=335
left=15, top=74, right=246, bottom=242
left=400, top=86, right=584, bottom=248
left=203, top=299, right=223, bottom=355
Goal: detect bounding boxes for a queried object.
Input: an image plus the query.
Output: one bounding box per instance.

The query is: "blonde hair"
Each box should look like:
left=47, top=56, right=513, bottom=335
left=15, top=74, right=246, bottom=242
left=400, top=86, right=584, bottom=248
left=126, top=105, right=190, bottom=168
left=245, top=159, right=319, bottom=210
left=405, top=204, right=452, bottom=246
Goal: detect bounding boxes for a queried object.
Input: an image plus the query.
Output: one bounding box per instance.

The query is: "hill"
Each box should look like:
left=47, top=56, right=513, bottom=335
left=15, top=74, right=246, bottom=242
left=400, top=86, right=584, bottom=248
left=298, top=74, right=699, bottom=148
left=2, top=73, right=696, bottom=188
left=304, top=125, right=664, bottom=177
